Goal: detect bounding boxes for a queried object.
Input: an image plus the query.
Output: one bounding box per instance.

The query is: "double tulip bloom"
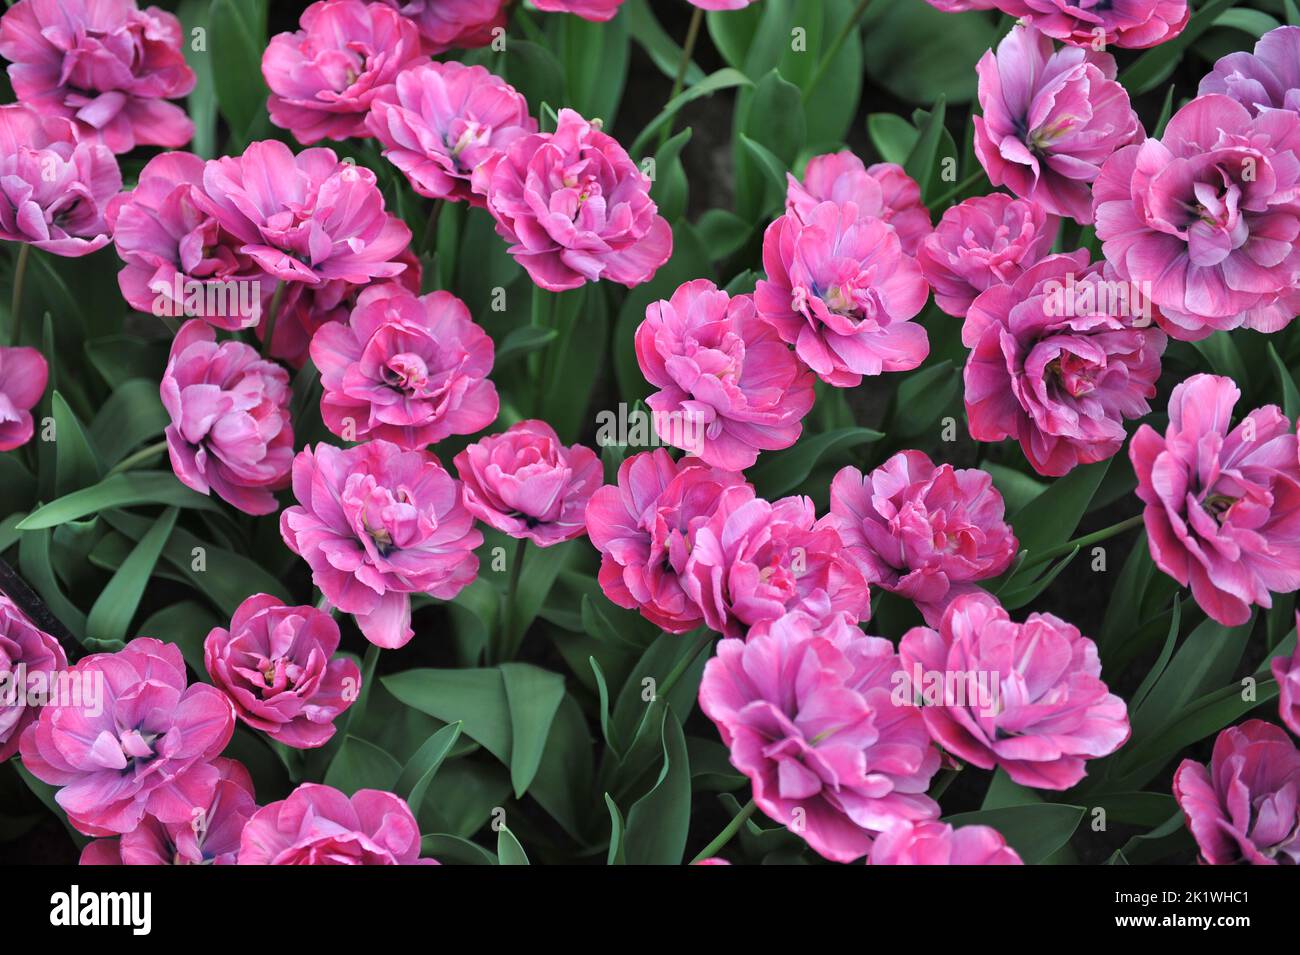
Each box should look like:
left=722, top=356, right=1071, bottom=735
left=786, top=152, right=932, bottom=256
left=963, top=253, right=1167, bottom=477
left=280, top=440, right=482, bottom=648
left=635, top=279, right=815, bottom=471
left=925, top=0, right=1188, bottom=49
left=826, top=452, right=1018, bottom=625
left=0, top=596, right=65, bottom=763
left=1131, top=374, right=1300, bottom=627
left=454, top=420, right=602, bottom=548
left=161, top=321, right=295, bottom=516
left=472, top=108, right=672, bottom=292
left=1200, top=25, right=1300, bottom=115
left=699, top=611, right=941, bottom=863
left=262, top=0, right=423, bottom=145
left=367, top=60, right=536, bottom=205
left=0, top=0, right=196, bottom=152
left=1174, top=720, right=1300, bottom=865
left=238, top=783, right=435, bottom=864
left=20, top=639, right=235, bottom=836
left=973, top=25, right=1142, bottom=225
left=311, top=285, right=499, bottom=449
left=756, top=200, right=930, bottom=388
left=1094, top=94, right=1300, bottom=339
left=899, top=594, right=1129, bottom=790
left=195, top=140, right=413, bottom=288
left=917, top=194, right=1057, bottom=318
left=80, top=758, right=257, bottom=866
left=586, top=450, right=750, bottom=633
left=0, top=104, right=120, bottom=257
left=683, top=494, right=871, bottom=638
left=870, top=821, right=1023, bottom=866
left=204, top=594, right=361, bottom=749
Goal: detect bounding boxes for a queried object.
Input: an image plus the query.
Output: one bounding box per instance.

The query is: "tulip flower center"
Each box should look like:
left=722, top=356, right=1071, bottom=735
left=383, top=352, right=430, bottom=393
left=1029, top=115, right=1078, bottom=150
left=118, top=727, right=158, bottom=768
left=1046, top=354, right=1097, bottom=398
left=1202, top=493, right=1238, bottom=522
left=449, top=120, right=490, bottom=162
left=561, top=171, right=601, bottom=212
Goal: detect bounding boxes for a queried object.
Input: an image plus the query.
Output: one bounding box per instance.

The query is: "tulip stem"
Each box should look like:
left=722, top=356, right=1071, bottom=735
left=260, top=282, right=287, bottom=360
left=658, top=5, right=703, bottom=149
left=690, top=798, right=756, bottom=864
left=1021, top=514, right=1145, bottom=571
left=658, top=628, right=714, bottom=702
left=421, top=199, right=443, bottom=256
left=495, top=538, right=528, bottom=663
left=10, top=242, right=29, bottom=346
left=806, top=0, right=881, bottom=99
left=106, top=439, right=169, bottom=476
left=625, top=628, right=715, bottom=754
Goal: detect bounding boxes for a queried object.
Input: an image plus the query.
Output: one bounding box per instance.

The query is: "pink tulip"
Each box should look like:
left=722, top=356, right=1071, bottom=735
left=1200, top=26, right=1300, bottom=116
left=923, top=0, right=1001, bottom=10
left=0, top=0, right=195, bottom=152
left=826, top=452, right=1018, bottom=626
left=585, top=450, right=751, bottom=633
left=0, top=104, right=119, bottom=257
left=635, top=280, right=815, bottom=470
left=280, top=440, right=482, bottom=648
left=161, top=320, right=294, bottom=516
left=756, top=201, right=930, bottom=387
left=19, top=638, right=235, bottom=837
left=963, top=253, right=1166, bottom=476
left=107, top=151, right=268, bottom=330
left=532, top=0, right=624, bottom=20
left=1173, top=720, right=1300, bottom=865
left=683, top=493, right=871, bottom=638
left=0, top=345, right=49, bottom=452
left=238, top=783, right=435, bottom=864
left=973, top=25, right=1141, bottom=225
left=263, top=0, right=423, bottom=145
left=472, top=108, right=672, bottom=291
left=916, top=193, right=1057, bottom=317
left=899, top=593, right=1129, bottom=790
left=454, top=420, right=602, bottom=547
left=1093, top=94, right=1300, bottom=339
left=195, top=140, right=413, bottom=287
left=870, top=820, right=1023, bottom=865
left=787, top=153, right=931, bottom=256
left=370, top=0, right=506, bottom=55
left=367, top=61, right=536, bottom=206
left=79, top=758, right=257, bottom=865
left=205, top=594, right=361, bottom=750
left=687, top=0, right=759, bottom=8
left=699, top=610, right=940, bottom=863
left=0, top=595, right=66, bottom=763
left=1130, top=374, right=1300, bottom=627
left=1011, top=0, right=1189, bottom=50
left=1272, top=617, right=1300, bottom=737
left=311, top=285, right=498, bottom=450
